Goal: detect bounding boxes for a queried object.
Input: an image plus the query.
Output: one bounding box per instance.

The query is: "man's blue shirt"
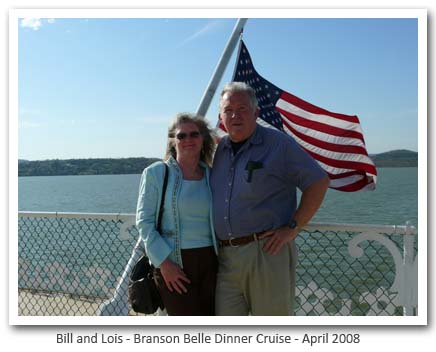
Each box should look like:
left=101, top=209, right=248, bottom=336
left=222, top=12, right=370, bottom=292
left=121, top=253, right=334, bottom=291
left=210, top=124, right=327, bottom=240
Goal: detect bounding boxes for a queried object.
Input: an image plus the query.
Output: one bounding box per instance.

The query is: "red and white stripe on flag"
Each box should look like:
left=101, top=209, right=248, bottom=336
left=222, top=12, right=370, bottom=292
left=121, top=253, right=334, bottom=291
left=276, top=91, right=377, bottom=192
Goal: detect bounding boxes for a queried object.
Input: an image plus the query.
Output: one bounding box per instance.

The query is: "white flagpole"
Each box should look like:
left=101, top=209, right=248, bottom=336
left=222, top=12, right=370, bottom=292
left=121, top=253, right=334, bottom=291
left=196, top=18, right=248, bottom=118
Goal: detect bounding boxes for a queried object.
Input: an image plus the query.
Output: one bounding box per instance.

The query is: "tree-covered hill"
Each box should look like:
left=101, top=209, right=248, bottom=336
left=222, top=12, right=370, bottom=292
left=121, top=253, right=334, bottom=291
left=370, top=149, right=418, bottom=167
left=18, top=157, right=161, bottom=176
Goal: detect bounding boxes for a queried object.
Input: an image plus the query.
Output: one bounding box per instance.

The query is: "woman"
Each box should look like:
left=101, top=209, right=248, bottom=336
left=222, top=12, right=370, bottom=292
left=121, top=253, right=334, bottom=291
left=136, top=113, right=218, bottom=315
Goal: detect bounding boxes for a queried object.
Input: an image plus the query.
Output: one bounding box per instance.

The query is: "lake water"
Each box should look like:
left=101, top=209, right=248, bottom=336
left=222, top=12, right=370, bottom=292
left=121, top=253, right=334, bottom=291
left=18, top=168, right=418, bottom=313
left=18, top=167, right=418, bottom=227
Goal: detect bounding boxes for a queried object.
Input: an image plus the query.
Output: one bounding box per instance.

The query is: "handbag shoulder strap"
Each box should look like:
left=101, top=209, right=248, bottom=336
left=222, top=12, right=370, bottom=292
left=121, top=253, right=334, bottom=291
left=156, top=162, right=169, bottom=232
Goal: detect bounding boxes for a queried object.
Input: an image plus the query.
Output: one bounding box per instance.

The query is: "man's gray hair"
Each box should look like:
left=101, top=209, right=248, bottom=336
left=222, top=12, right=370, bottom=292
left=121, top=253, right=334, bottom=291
left=220, top=82, right=258, bottom=109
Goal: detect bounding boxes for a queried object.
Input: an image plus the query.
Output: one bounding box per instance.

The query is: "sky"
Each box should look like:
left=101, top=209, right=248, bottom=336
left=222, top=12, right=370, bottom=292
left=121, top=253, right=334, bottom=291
left=17, top=15, right=419, bottom=160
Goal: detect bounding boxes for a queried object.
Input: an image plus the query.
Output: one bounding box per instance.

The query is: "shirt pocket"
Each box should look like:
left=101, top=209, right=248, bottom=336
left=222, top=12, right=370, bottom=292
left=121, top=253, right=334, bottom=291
left=243, top=167, right=268, bottom=185
left=240, top=165, right=283, bottom=200
left=242, top=167, right=269, bottom=189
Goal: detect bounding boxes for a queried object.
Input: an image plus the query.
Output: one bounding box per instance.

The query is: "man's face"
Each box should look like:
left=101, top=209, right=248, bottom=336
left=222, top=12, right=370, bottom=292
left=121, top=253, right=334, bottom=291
left=219, top=91, right=259, bottom=142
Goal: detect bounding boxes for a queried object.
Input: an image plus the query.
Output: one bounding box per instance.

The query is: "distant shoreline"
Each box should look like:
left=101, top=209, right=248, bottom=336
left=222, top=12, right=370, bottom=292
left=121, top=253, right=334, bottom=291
left=18, top=157, right=161, bottom=177
left=18, top=150, right=417, bottom=177
left=17, top=166, right=418, bottom=178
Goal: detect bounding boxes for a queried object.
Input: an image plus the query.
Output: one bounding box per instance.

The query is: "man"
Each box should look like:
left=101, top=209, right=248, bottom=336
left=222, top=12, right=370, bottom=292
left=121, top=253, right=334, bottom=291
left=210, top=82, right=330, bottom=316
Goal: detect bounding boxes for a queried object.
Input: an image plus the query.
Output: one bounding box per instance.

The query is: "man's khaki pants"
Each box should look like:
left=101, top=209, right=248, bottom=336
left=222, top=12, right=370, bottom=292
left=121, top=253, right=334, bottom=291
left=215, top=237, right=298, bottom=316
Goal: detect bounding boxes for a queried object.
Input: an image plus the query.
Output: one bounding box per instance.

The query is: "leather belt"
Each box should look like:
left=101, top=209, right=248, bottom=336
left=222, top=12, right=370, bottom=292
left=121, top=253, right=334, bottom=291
left=218, top=231, right=271, bottom=247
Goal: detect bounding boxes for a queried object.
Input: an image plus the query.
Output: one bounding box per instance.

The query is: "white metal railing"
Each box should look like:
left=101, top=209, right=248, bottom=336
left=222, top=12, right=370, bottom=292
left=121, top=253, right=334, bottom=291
left=17, top=212, right=418, bottom=316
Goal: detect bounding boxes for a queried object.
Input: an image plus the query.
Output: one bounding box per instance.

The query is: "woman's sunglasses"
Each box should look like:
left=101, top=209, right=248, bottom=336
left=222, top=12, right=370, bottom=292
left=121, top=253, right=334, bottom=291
left=175, top=131, right=201, bottom=140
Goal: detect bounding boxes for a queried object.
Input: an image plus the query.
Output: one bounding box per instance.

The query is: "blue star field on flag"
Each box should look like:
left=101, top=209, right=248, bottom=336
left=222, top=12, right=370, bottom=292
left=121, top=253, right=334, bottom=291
left=232, top=40, right=285, bottom=131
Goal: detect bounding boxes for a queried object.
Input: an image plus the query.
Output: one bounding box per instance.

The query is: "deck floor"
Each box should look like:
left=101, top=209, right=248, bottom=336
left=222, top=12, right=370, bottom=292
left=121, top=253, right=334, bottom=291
left=18, top=289, right=142, bottom=316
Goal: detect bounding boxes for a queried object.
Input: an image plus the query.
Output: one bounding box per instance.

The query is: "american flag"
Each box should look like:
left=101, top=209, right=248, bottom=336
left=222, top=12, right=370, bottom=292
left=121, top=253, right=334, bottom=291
left=220, top=40, right=377, bottom=192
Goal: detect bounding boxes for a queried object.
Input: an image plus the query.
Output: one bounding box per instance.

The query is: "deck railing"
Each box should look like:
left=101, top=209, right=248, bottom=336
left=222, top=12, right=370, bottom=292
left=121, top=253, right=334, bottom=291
left=17, top=212, right=418, bottom=316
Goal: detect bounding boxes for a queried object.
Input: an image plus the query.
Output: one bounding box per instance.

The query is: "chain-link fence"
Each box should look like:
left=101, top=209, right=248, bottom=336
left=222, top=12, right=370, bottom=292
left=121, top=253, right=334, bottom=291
left=17, top=212, right=418, bottom=316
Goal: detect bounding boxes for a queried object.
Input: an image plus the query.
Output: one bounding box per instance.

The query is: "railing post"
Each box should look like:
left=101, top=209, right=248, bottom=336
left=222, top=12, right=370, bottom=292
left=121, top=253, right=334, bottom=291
left=402, top=221, right=416, bottom=316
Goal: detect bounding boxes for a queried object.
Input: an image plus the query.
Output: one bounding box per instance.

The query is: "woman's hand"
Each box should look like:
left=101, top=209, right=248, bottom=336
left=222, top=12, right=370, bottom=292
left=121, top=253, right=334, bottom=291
left=159, top=259, right=191, bottom=294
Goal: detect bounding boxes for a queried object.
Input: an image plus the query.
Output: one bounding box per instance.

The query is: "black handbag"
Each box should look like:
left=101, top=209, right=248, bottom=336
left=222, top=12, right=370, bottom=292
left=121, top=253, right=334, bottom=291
left=128, top=255, right=164, bottom=314
left=128, top=163, right=168, bottom=314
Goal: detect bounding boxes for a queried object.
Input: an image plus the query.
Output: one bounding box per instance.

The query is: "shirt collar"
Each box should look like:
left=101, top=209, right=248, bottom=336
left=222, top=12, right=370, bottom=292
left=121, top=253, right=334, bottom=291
left=222, top=124, right=264, bottom=149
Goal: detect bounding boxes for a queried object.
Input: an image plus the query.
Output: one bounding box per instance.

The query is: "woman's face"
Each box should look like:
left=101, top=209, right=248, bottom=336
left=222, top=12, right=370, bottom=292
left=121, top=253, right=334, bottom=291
left=174, top=122, right=203, bottom=159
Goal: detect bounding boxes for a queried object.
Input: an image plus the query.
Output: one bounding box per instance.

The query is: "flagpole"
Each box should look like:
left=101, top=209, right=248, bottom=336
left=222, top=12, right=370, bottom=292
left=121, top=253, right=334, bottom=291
left=195, top=18, right=248, bottom=118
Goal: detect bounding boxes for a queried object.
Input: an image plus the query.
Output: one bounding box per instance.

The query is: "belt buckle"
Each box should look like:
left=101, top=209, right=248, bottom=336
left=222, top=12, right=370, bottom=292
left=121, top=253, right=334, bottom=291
left=228, top=237, right=239, bottom=248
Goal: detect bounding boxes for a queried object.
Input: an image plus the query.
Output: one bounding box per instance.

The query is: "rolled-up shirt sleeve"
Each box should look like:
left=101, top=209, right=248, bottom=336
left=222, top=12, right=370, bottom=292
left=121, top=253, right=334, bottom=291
left=281, top=137, right=327, bottom=192
left=136, top=166, right=172, bottom=268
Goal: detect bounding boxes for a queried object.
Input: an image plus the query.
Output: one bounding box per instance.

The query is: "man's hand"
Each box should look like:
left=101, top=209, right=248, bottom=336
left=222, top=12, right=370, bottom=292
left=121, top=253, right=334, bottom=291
left=258, top=175, right=329, bottom=256
left=259, top=227, right=298, bottom=255
left=159, top=259, right=191, bottom=294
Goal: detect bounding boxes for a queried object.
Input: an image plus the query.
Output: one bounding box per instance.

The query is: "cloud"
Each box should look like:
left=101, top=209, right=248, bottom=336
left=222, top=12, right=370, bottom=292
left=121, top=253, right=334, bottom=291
left=20, top=107, right=41, bottom=116
left=20, top=18, right=56, bottom=31
left=20, top=18, right=42, bottom=31
left=177, top=20, right=220, bottom=48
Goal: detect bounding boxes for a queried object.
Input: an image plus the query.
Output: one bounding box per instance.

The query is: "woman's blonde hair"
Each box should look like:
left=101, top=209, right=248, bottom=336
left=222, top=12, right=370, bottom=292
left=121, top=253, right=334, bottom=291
left=164, top=113, right=215, bottom=166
